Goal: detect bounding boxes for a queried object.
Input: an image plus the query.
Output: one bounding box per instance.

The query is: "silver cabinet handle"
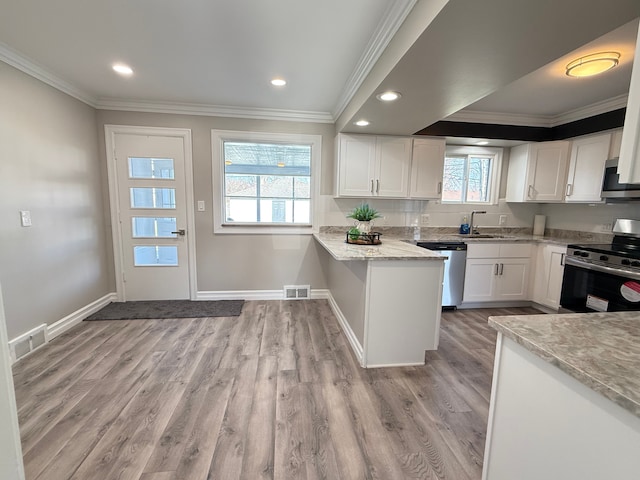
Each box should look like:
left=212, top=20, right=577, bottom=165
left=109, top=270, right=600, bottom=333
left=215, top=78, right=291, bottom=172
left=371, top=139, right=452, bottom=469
left=371, top=180, right=374, bottom=193
left=566, top=184, right=573, bottom=196
left=499, top=263, right=504, bottom=275
left=376, top=179, right=380, bottom=193
left=171, top=229, right=186, bottom=236
left=494, top=264, right=499, bottom=275
left=527, top=185, right=534, bottom=199
left=560, top=253, right=565, bottom=266
left=437, top=181, right=442, bottom=194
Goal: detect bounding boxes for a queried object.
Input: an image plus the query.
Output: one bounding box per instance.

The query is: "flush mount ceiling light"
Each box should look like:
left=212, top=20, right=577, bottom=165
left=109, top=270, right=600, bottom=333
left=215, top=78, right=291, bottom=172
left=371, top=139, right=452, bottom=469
left=354, top=120, right=370, bottom=127
left=270, top=78, right=287, bottom=86
left=112, top=64, right=133, bottom=76
left=376, top=91, right=402, bottom=102
left=565, top=52, right=620, bottom=78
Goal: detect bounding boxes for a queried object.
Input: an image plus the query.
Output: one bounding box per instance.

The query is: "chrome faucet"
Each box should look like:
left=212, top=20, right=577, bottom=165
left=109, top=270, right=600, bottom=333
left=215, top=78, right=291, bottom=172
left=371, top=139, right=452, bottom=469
left=470, top=210, right=487, bottom=235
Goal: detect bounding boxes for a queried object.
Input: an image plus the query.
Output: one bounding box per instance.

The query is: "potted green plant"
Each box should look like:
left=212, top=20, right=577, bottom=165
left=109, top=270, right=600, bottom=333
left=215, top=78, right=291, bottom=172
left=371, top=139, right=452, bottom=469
left=347, top=203, right=381, bottom=233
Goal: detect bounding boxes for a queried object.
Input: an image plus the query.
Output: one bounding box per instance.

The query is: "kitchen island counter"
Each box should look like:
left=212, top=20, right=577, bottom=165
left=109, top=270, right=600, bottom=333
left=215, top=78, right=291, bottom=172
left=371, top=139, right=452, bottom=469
left=314, top=233, right=445, bottom=368
left=482, top=311, right=640, bottom=479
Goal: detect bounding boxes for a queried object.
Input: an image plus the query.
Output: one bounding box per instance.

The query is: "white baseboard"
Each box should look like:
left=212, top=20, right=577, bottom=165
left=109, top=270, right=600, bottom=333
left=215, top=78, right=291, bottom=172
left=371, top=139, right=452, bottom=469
left=196, top=288, right=331, bottom=301
left=46, top=293, right=117, bottom=340
left=324, top=292, right=364, bottom=367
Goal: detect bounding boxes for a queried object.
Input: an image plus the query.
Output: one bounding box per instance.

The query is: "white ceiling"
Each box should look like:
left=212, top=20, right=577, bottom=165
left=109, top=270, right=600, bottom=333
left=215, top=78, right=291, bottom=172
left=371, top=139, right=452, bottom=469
left=1, top=0, right=640, bottom=132
left=452, top=18, right=639, bottom=126
left=0, top=0, right=414, bottom=120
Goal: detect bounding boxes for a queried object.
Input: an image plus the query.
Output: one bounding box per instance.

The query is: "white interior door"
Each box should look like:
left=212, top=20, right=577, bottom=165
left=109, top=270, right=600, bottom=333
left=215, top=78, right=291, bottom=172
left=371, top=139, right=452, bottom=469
left=109, top=128, right=194, bottom=301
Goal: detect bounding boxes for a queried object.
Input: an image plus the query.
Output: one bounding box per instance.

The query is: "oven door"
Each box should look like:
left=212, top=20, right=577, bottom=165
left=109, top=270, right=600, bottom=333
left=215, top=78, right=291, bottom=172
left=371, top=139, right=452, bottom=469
left=560, top=259, right=640, bottom=312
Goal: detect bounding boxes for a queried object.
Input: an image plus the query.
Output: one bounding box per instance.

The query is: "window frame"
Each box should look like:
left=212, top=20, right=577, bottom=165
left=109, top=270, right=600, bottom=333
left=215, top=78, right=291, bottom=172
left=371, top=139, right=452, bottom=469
left=442, top=145, right=503, bottom=205
left=211, top=129, right=322, bottom=234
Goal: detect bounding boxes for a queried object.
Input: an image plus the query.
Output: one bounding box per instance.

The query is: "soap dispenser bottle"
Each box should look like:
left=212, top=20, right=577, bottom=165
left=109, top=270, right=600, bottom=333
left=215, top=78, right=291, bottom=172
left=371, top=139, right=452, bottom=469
left=459, top=216, right=470, bottom=234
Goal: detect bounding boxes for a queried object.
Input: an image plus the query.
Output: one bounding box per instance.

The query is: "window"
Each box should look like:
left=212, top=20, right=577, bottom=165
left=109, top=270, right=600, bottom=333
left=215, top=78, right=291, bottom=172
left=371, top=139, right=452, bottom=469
left=212, top=130, right=322, bottom=234
left=442, top=146, right=502, bottom=204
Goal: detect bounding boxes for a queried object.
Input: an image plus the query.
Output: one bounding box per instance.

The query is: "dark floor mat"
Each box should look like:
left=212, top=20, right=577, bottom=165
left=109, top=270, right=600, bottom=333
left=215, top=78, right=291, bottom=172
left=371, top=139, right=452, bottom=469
left=85, top=299, right=244, bottom=320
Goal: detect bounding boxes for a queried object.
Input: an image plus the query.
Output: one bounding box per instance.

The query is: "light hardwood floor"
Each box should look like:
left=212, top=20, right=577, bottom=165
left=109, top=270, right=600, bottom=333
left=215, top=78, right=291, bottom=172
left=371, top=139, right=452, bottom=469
left=12, top=300, right=542, bottom=480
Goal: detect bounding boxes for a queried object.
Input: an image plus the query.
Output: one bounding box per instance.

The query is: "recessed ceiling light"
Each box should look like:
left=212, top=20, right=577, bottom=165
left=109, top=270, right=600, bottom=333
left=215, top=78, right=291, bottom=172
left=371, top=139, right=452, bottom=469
left=112, top=64, right=133, bottom=76
left=565, top=52, right=620, bottom=77
left=476, top=141, right=489, bottom=145
left=270, top=78, right=287, bottom=86
left=376, top=91, right=402, bottom=102
left=354, top=120, right=370, bottom=127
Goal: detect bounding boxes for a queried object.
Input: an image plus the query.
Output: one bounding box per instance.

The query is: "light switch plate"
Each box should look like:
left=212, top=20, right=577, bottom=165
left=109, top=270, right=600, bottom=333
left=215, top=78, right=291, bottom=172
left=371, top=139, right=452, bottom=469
left=197, top=200, right=205, bottom=212
left=20, top=210, right=32, bottom=227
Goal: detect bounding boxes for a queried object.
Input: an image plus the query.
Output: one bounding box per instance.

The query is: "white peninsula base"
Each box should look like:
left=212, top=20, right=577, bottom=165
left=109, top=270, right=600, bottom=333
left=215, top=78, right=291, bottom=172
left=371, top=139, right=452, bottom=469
left=483, top=334, right=640, bottom=480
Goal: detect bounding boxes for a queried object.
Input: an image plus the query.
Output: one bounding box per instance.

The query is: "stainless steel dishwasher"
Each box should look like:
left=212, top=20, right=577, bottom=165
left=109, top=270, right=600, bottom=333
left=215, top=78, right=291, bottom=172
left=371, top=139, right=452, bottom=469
left=416, top=241, right=467, bottom=308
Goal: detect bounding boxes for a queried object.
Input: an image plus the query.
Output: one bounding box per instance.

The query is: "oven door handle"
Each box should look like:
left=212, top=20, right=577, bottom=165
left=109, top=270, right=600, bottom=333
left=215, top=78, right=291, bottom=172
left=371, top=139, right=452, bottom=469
left=565, top=256, right=640, bottom=281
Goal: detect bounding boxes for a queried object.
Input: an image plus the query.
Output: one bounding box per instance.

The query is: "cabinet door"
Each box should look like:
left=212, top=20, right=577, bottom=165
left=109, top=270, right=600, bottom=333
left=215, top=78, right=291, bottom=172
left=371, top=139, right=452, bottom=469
left=618, top=25, right=640, bottom=184
left=337, top=134, right=376, bottom=197
left=463, top=258, right=499, bottom=302
left=527, top=141, right=570, bottom=202
left=497, top=259, right=530, bottom=301
left=409, top=138, right=445, bottom=199
left=534, top=245, right=566, bottom=309
left=565, top=134, right=611, bottom=203
left=375, top=137, right=411, bottom=197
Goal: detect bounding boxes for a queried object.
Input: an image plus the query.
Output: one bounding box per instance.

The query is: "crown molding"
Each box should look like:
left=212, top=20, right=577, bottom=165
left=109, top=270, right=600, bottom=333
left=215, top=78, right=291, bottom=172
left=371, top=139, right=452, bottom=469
left=550, top=93, right=628, bottom=127
left=447, top=93, right=629, bottom=128
left=331, top=0, right=418, bottom=119
left=445, top=110, right=553, bottom=127
left=0, top=42, right=97, bottom=107
left=95, top=98, right=335, bottom=124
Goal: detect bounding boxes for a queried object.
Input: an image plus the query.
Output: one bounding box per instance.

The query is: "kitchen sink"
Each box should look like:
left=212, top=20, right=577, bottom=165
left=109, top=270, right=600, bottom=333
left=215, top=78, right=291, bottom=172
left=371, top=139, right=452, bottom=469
left=455, top=234, right=516, bottom=239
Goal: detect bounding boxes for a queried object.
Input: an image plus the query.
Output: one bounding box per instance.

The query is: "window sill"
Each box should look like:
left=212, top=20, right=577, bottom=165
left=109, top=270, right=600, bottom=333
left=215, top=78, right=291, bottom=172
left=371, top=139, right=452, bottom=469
left=214, top=223, right=316, bottom=235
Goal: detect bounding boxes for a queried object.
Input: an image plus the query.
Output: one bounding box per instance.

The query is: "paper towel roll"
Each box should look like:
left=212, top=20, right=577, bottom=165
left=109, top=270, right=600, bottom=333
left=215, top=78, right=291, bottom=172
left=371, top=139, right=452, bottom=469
left=533, top=215, right=546, bottom=236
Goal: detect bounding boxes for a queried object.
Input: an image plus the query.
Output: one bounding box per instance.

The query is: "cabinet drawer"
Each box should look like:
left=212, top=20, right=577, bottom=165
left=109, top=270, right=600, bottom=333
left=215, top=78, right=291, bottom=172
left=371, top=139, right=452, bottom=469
left=500, top=243, right=532, bottom=258
left=467, top=243, right=501, bottom=258
left=467, top=242, right=532, bottom=259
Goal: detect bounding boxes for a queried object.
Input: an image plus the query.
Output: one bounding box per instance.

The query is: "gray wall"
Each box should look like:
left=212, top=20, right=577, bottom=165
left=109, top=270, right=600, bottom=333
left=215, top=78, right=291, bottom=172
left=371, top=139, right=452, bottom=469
left=96, top=110, right=334, bottom=293
left=0, top=63, right=111, bottom=339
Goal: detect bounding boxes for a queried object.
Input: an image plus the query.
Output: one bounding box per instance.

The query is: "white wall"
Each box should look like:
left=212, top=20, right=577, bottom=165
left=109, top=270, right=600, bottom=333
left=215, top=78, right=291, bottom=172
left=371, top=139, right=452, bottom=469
left=0, top=63, right=111, bottom=339
left=96, top=110, right=333, bottom=293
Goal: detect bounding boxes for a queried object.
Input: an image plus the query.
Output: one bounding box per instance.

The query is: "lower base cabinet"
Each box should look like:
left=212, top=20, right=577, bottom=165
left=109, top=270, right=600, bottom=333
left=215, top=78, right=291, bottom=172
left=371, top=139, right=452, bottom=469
left=532, top=244, right=566, bottom=310
left=463, top=243, right=532, bottom=303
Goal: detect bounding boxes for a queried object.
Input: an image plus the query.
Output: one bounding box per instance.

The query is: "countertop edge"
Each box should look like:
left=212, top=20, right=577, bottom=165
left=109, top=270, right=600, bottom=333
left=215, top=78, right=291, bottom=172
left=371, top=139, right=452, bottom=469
left=489, top=316, right=640, bottom=419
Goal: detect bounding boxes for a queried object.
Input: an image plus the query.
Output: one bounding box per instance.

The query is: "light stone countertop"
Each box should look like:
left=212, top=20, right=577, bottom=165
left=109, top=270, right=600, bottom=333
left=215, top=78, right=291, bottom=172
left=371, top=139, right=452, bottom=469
left=489, top=311, right=640, bottom=419
left=313, top=233, right=446, bottom=261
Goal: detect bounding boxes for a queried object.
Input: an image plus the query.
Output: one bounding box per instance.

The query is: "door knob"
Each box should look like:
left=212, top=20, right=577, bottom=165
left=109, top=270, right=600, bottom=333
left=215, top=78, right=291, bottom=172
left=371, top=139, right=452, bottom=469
left=171, top=229, right=186, bottom=236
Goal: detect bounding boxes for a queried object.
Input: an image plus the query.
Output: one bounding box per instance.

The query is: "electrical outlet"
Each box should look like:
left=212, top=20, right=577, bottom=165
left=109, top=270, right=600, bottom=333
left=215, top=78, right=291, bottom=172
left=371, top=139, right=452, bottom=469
left=379, top=215, right=388, bottom=226
left=499, top=215, right=507, bottom=226
left=420, top=214, right=430, bottom=226
left=601, top=223, right=612, bottom=232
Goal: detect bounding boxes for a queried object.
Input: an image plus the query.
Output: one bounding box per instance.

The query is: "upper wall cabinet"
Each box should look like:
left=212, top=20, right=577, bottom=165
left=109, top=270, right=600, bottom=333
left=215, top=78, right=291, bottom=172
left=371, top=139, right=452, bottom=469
left=506, top=141, right=570, bottom=203
left=564, top=133, right=611, bottom=203
left=335, top=134, right=412, bottom=198
left=409, top=138, right=445, bottom=199
left=618, top=26, right=640, bottom=184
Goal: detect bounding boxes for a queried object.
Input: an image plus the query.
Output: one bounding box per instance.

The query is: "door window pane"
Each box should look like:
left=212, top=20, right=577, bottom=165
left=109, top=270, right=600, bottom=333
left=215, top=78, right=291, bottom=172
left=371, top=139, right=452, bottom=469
left=128, top=157, right=175, bottom=179
left=130, top=188, right=176, bottom=209
left=133, top=246, right=178, bottom=266
left=132, top=217, right=177, bottom=237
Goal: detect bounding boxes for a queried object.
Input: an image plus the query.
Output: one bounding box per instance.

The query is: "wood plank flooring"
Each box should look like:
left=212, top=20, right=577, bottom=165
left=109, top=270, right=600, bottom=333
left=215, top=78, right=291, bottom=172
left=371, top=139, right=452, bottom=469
left=12, top=300, right=542, bottom=480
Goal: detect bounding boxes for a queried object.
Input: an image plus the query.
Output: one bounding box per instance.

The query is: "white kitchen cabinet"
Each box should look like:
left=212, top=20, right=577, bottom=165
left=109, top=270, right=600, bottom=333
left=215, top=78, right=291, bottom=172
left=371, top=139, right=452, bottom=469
left=463, top=243, right=532, bottom=303
left=609, top=129, right=623, bottom=159
left=506, top=141, right=570, bottom=202
left=618, top=25, right=640, bottom=184
left=531, top=244, right=566, bottom=310
left=409, top=137, right=445, bottom=199
left=336, top=134, right=411, bottom=197
left=564, top=133, right=611, bottom=203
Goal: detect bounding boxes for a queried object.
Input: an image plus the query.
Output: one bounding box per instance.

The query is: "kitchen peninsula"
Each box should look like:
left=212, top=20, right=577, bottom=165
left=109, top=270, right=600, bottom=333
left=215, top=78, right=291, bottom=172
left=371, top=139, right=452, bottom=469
left=483, top=311, right=640, bottom=480
left=314, top=233, right=445, bottom=368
